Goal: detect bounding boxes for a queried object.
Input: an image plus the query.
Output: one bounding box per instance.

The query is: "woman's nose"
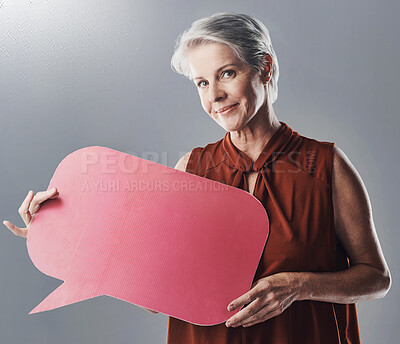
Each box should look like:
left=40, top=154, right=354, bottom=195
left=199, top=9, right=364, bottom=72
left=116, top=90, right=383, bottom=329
left=208, top=82, right=226, bottom=103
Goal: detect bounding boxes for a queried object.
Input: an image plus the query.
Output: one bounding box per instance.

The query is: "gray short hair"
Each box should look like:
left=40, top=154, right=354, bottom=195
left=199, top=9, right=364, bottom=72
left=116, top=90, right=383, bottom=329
left=171, top=12, right=279, bottom=104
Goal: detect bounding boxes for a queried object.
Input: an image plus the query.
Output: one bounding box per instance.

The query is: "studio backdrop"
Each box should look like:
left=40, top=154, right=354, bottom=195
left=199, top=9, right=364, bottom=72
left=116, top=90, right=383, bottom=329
left=1, top=1, right=398, bottom=343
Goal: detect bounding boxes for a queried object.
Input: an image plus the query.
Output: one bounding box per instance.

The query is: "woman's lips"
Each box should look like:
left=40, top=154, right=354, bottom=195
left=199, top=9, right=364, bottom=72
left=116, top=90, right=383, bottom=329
left=216, top=103, right=239, bottom=115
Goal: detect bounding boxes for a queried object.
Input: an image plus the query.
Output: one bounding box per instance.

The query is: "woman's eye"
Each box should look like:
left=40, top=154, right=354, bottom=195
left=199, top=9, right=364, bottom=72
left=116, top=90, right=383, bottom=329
left=222, top=70, right=235, bottom=78
left=197, top=80, right=208, bottom=88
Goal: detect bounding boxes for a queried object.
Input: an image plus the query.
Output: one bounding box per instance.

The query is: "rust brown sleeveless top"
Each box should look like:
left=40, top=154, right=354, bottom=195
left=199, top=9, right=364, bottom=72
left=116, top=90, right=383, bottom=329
left=167, top=121, right=360, bottom=344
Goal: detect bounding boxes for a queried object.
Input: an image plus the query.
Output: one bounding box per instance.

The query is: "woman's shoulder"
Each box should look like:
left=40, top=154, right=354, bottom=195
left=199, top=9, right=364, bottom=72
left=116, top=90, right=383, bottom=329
left=173, top=137, right=225, bottom=173
left=292, top=129, right=358, bottom=182
left=174, top=150, right=193, bottom=172
left=294, top=130, right=336, bottom=165
left=284, top=128, right=336, bottom=184
left=294, top=129, right=335, bottom=151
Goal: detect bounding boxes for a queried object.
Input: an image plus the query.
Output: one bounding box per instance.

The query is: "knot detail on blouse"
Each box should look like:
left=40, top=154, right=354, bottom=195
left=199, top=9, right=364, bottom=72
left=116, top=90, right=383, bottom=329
left=222, top=121, right=294, bottom=173
left=220, top=121, right=296, bottom=197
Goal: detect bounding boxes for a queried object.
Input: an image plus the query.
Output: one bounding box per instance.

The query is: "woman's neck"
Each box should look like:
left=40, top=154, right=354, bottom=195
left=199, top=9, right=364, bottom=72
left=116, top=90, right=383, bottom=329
left=230, top=104, right=281, bottom=162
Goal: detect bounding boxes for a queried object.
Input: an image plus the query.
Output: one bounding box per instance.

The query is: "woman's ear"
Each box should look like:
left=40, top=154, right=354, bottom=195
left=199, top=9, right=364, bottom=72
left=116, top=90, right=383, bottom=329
left=262, top=54, right=273, bottom=85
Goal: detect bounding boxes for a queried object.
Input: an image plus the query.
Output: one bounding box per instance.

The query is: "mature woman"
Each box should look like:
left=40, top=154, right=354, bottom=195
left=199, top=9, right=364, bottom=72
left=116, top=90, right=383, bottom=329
left=4, top=12, right=391, bottom=344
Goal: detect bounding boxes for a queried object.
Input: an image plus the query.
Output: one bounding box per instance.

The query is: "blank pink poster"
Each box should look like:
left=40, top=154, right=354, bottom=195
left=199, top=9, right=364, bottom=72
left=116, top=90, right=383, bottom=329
left=27, top=146, right=269, bottom=325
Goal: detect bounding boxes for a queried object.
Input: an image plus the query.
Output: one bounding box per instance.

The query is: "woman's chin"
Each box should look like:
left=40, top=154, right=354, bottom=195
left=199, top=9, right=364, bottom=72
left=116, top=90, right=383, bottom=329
left=217, top=120, right=245, bottom=133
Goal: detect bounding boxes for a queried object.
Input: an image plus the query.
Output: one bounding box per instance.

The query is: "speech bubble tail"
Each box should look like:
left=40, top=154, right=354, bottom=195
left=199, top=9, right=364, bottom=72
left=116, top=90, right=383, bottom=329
left=29, top=282, right=100, bottom=314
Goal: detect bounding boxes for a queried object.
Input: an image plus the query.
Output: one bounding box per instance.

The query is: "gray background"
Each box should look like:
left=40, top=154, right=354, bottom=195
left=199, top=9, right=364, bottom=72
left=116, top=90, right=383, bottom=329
left=1, top=0, right=398, bottom=343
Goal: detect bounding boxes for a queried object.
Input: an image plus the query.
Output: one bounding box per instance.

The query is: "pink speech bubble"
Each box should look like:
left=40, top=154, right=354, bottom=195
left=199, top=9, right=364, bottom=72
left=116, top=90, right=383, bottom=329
left=27, top=146, right=269, bottom=325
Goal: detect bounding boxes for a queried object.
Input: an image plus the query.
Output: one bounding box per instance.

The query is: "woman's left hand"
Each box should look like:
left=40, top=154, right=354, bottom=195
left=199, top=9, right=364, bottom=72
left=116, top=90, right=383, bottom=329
left=225, top=272, right=303, bottom=328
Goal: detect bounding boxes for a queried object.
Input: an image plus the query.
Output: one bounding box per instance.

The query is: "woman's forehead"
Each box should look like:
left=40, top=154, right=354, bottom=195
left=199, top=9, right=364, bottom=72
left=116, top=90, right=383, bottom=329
left=186, top=42, right=245, bottom=78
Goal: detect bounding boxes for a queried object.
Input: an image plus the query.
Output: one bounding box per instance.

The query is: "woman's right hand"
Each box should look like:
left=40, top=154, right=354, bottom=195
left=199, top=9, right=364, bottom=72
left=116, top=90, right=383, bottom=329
left=3, top=187, right=59, bottom=238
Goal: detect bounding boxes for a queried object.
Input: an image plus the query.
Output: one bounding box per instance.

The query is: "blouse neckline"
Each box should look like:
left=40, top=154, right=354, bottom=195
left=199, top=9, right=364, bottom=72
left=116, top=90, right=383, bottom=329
left=221, top=121, right=295, bottom=172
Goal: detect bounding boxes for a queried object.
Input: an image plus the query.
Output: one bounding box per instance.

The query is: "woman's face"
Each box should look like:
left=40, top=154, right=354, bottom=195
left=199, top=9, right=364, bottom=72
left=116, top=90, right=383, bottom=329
left=186, top=42, right=267, bottom=132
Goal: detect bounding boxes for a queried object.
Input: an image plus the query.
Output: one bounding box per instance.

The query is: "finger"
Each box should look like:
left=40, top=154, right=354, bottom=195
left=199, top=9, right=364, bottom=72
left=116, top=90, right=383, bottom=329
left=3, top=220, right=28, bottom=238
left=18, top=190, right=34, bottom=226
left=227, top=285, right=260, bottom=311
left=226, top=298, right=262, bottom=327
left=236, top=306, right=267, bottom=327
left=250, top=278, right=264, bottom=289
left=242, top=307, right=282, bottom=327
left=29, top=187, right=58, bottom=215
left=50, top=191, right=59, bottom=199
left=49, top=187, right=59, bottom=199
left=240, top=301, right=280, bottom=326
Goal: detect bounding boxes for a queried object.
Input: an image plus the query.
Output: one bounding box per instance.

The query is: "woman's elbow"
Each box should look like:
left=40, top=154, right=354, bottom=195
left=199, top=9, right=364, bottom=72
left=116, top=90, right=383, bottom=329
left=376, top=267, right=392, bottom=299
left=360, top=263, right=392, bottom=300
left=382, top=269, right=392, bottom=297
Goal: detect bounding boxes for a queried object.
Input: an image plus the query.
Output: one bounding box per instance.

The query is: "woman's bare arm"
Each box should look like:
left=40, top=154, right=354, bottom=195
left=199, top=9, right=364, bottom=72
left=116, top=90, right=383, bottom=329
left=296, top=145, right=391, bottom=303
left=226, top=145, right=391, bottom=327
